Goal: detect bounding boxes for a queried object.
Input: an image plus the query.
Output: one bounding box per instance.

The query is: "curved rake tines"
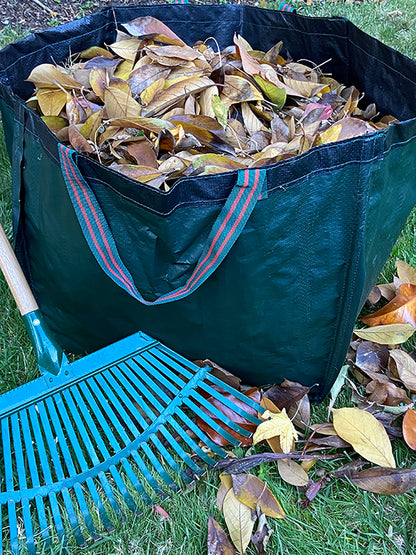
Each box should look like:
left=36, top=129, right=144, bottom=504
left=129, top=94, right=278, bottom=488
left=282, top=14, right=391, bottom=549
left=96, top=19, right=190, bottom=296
left=0, top=348, right=262, bottom=554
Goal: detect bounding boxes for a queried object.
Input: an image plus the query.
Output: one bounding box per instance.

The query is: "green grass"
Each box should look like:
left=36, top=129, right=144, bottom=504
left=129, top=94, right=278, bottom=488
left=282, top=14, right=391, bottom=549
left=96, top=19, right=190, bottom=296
left=1, top=2, right=416, bottom=554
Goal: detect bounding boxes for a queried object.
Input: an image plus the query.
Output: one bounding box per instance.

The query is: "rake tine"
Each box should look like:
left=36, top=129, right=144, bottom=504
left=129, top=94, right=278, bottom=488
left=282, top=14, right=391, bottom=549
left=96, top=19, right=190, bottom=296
left=83, top=377, right=158, bottom=507
left=120, top=361, right=228, bottom=458
left=27, top=406, right=66, bottom=544
left=86, top=376, right=132, bottom=444
left=63, top=388, right=138, bottom=512
left=90, top=373, right=169, bottom=504
left=78, top=381, right=152, bottom=506
left=153, top=348, right=262, bottom=418
left=130, top=450, right=167, bottom=498
left=41, top=398, right=110, bottom=536
left=36, top=400, right=86, bottom=546
left=10, top=413, right=36, bottom=555
left=114, top=363, right=205, bottom=483
left=203, top=373, right=264, bottom=412
left=19, top=410, right=51, bottom=549
left=101, top=369, right=179, bottom=492
left=147, top=350, right=260, bottom=427
left=117, top=362, right=225, bottom=461
left=94, top=373, right=140, bottom=435
left=168, top=408, right=227, bottom=458
left=135, top=351, right=249, bottom=442
left=110, top=367, right=193, bottom=484
left=2, top=418, right=18, bottom=555
left=50, top=392, right=129, bottom=522
left=111, top=365, right=202, bottom=488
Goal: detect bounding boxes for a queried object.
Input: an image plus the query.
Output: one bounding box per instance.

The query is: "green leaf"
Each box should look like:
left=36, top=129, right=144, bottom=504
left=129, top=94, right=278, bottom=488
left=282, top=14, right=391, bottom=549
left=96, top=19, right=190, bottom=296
left=254, top=76, right=286, bottom=109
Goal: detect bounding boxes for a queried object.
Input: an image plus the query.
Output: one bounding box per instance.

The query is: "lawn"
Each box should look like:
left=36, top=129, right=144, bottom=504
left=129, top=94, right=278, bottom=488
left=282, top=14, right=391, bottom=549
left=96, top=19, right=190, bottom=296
left=0, top=1, right=416, bottom=554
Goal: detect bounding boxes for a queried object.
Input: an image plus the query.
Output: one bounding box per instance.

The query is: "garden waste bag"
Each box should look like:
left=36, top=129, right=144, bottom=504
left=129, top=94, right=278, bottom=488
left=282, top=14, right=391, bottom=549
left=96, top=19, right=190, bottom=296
left=1, top=3, right=416, bottom=402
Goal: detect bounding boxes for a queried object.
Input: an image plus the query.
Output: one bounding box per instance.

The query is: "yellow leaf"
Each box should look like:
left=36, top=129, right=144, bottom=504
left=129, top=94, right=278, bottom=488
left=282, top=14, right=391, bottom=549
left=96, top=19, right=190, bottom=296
left=140, top=78, right=166, bottom=106
left=26, top=63, right=84, bottom=90
left=41, top=116, right=67, bottom=133
left=283, top=77, right=328, bottom=98
left=108, top=38, right=141, bottom=61
left=104, top=87, right=142, bottom=119
left=253, top=76, right=286, bottom=109
left=253, top=409, right=298, bottom=453
left=354, top=324, right=416, bottom=344
left=332, top=408, right=396, bottom=468
left=277, top=459, right=309, bottom=487
left=232, top=474, right=285, bottom=519
left=317, top=124, right=342, bottom=145
left=396, top=259, right=416, bottom=285
left=301, top=459, right=317, bottom=472
left=80, top=46, right=113, bottom=59
left=389, top=349, right=416, bottom=392
left=114, top=60, right=134, bottom=81
left=223, top=488, right=255, bottom=554
left=80, top=110, right=103, bottom=141
left=142, top=76, right=213, bottom=117
left=36, top=88, right=67, bottom=116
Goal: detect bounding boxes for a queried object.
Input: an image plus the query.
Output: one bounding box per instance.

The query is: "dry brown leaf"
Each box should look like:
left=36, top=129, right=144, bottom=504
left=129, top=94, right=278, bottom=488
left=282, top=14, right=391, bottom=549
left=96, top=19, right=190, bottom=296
left=207, top=515, right=237, bottom=555
left=104, top=86, right=141, bottom=119
left=26, top=63, right=84, bottom=89
left=349, top=466, right=416, bottom=495
left=122, top=16, right=185, bottom=47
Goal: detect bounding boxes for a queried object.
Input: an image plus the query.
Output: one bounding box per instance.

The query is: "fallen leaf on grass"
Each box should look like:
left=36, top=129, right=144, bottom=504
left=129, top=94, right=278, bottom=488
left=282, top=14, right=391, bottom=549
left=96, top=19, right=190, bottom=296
left=361, top=284, right=416, bottom=327
left=277, top=459, right=309, bottom=487
left=389, top=349, right=416, bottom=392
left=251, top=511, right=271, bottom=555
left=355, top=342, right=389, bottom=373
left=253, top=409, right=298, bottom=453
left=207, top=515, right=237, bottom=555
left=223, top=489, right=255, bottom=554
left=395, top=259, right=416, bottom=285
left=402, top=408, right=416, bottom=450
left=353, top=324, right=416, bottom=345
left=348, top=466, right=416, bottom=495
left=215, top=452, right=340, bottom=474
left=232, top=474, right=285, bottom=518
left=153, top=505, right=172, bottom=520
left=263, top=380, right=310, bottom=411
left=332, top=408, right=396, bottom=468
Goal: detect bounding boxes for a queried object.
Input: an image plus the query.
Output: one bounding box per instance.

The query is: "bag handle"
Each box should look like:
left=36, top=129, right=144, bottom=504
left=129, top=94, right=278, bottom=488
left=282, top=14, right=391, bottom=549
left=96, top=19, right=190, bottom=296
left=58, top=144, right=266, bottom=305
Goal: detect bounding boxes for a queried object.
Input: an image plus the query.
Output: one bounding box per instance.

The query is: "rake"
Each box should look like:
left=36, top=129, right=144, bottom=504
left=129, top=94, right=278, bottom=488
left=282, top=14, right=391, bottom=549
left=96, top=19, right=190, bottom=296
left=0, top=222, right=262, bottom=554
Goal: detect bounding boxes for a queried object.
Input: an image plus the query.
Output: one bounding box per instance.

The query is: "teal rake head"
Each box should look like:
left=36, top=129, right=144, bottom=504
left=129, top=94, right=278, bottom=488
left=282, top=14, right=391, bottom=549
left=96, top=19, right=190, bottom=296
left=0, top=225, right=262, bottom=553
left=0, top=333, right=261, bottom=554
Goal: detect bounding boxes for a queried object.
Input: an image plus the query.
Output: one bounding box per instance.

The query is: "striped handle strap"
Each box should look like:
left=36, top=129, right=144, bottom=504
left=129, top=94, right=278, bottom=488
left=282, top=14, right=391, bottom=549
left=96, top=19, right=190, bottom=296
left=58, top=145, right=266, bottom=306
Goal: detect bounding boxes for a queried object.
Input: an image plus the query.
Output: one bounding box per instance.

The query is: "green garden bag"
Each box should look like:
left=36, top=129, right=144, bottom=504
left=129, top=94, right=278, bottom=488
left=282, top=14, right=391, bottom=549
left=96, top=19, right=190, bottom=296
left=1, top=3, right=416, bottom=401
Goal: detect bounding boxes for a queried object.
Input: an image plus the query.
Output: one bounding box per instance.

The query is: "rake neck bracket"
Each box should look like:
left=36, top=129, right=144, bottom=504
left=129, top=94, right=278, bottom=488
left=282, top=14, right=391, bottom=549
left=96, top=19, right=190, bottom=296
left=23, top=310, right=69, bottom=376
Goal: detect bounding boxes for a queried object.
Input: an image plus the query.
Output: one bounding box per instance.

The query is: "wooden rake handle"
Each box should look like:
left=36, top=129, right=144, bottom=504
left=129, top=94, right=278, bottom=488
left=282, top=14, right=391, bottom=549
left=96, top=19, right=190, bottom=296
left=0, top=224, right=39, bottom=315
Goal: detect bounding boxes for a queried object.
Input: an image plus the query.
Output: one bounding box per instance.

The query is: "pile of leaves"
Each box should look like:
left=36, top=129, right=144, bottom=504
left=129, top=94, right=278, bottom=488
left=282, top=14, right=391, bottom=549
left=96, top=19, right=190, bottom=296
left=25, top=16, right=398, bottom=190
